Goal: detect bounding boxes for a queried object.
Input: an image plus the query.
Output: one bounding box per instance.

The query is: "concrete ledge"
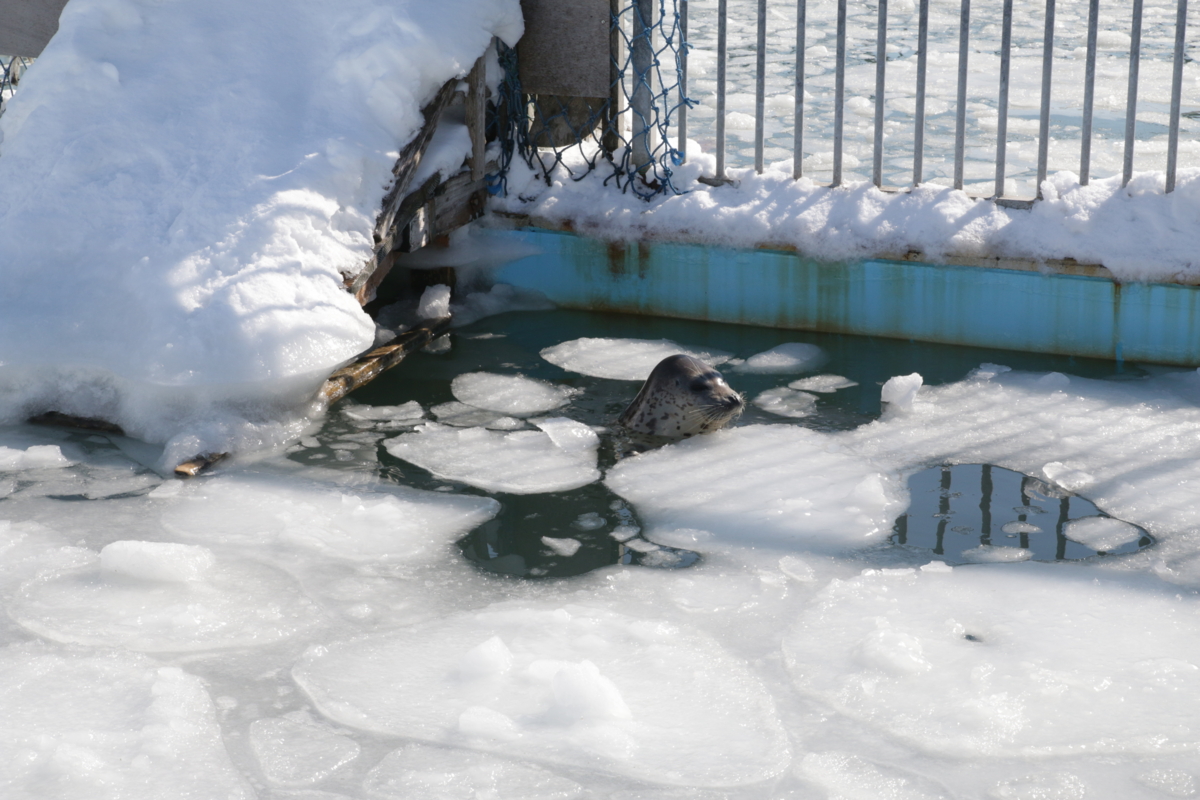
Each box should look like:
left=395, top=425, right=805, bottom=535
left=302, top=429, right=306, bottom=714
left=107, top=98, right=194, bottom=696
left=492, top=227, right=1200, bottom=366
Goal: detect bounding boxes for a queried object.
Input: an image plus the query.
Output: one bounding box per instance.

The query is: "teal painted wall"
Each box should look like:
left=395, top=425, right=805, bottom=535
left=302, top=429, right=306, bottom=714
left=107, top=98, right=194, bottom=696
left=492, top=228, right=1200, bottom=366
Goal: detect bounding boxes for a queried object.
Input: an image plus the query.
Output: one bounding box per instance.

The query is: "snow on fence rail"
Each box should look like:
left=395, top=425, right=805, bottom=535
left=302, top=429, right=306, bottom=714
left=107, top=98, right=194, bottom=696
left=682, top=0, right=1196, bottom=203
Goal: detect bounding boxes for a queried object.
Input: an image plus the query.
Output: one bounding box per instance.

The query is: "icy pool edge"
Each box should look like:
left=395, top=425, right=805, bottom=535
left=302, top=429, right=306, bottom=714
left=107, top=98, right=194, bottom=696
left=491, top=227, right=1200, bottom=367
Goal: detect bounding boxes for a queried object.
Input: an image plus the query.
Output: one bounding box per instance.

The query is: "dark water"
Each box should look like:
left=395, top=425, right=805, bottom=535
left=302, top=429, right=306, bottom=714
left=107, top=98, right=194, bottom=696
left=335, top=308, right=1149, bottom=578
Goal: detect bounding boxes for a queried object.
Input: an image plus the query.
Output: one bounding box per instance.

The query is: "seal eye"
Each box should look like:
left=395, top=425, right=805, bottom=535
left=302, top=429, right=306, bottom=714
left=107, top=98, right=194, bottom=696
left=690, top=379, right=708, bottom=392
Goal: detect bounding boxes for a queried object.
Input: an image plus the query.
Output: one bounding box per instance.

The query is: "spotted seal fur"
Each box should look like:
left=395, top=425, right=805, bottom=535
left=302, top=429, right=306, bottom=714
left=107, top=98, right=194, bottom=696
left=618, top=354, right=745, bottom=438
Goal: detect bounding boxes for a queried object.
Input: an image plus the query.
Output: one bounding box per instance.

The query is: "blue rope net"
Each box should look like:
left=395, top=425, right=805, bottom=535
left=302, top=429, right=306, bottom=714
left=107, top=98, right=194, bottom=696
left=493, top=0, right=692, bottom=201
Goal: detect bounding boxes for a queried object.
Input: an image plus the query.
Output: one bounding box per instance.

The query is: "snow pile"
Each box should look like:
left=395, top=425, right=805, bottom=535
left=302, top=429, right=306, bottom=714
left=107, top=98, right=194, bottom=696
left=292, top=603, right=790, bottom=787
left=384, top=418, right=600, bottom=494
left=0, top=0, right=523, bottom=465
left=496, top=153, right=1200, bottom=283
left=541, top=338, right=732, bottom=381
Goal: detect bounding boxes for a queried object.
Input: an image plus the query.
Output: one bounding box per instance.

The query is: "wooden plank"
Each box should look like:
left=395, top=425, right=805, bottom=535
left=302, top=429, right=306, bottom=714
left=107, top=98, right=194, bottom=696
left=318, top=316, right=452, bottom=406
left=466, top=55, right=488, bottom=182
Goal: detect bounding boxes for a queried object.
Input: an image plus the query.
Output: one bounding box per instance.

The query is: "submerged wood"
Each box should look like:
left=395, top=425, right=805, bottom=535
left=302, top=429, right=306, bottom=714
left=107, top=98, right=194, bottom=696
left=319, top=315, right=452, bottom=406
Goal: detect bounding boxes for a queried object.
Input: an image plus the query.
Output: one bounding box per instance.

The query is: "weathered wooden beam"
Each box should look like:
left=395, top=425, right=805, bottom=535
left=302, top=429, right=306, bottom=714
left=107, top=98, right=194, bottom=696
left=400, top=163, right=493, bottom=253
left=317, top=316, right=452, bottom=406
left=466, top=55, right=488, bottom=183
left=175, top=453, right=226, bottom=478
left=28, top=411, right=124, bottom=435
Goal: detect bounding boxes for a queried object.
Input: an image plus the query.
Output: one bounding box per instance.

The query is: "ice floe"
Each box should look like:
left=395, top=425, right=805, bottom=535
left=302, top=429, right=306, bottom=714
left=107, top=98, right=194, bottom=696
left=293, top=603, right=790, bottom=787
left=540, top=338, right=732, bottom=381
left=605, top=424, right=904, bottom=552
left=731, top=343, right=826, bottom=374
left=161, top=472, right=498, bottom=561
left=10, top=541, right=320, bottom=651
left=451, top=372, right=578, bottom=416
left=752, top=386, right=818, bottom=418
left=784, top=562, right=1200, bottom=757
left=249, top=715, right=361, bottom=787
left=362, top=743, right=582, bottom=799
left=384, top=419, right=600, bottom=494
left=0, top=643, right=251, bottom=799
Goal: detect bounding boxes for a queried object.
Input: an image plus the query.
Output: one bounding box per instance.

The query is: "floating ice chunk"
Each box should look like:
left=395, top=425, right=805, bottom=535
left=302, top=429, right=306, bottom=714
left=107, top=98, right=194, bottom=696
left=960, top=545, right=1033, bottom=563
left=451, top=372, right=577, bottom=416
left=1042, top=462, right=1095, bottom=492
left=459, top=636, right=514, bottom=679
left=606, top=425, right=903, bottom=551
left=732, top=343, right=826, bottom=374
left=363, top=744, right=582, bottom=800
left=11, top=547, right=319, bottom=652
left=432, top=400, right=521, bottom=429
left=249, top=716, right=360, bottom=786
left=384, top=422, right=600, bottom=494
left=796, top=752, right=952, bottom=800
left=0, top=444, right=73, bottom=471
left=1063, top=516, right=1142, bottom=550
left=540, top=338, right=732, bottom=381
left=572, top=512, right=606, bottom=531
left=343, top=401, right=425, bottom=425
left=969, top=363, right=1012, bottom=381
left=784, top=562, right=1200, bottom=757
left=99, top=540, right=216, bottom=582
left=788, top=374, right=859, bottom=393
left=293, top=603, right=789, bottom=787
left=753, top=387, right=818, bottom=418
left=418, top=284, right=452, bottom=318
left=162, top=473, right=498, bottom=562
left=881, top=373, right=923, bottom=412
left=543, top=536, right=583, bottom=557
left=0, top=643, right=252, bottom=799
left=1036, top=372, right=1072, bottom=391
left=1000, top=521, right=1042, bottom=535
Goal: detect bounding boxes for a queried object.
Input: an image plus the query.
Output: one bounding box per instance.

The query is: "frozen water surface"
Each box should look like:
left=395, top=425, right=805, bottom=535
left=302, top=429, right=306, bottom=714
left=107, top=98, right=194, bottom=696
left=6, top=308, right=1200, bottom=798
left=292, top=603, right=790, bottom=787
left=450, top=372, right=578, bottom=416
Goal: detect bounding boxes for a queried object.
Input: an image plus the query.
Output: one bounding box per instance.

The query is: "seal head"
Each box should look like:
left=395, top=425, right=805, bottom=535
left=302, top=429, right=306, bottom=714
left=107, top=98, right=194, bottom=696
left=618, top=354, right=745, bottom=438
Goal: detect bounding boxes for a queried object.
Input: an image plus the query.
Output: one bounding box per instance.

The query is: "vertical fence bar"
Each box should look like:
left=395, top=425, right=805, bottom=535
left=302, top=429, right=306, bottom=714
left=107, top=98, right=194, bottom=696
left=716, top=0, right=728, bottom=180
left=873, top=0, right=888, bottom=187
left=834, top=0, right=847, bottom=186
left=631, top=0, right=654, bottom=172
left=994, top=0, right=1013, bottom=198
left=679, top=0, right=688, bottom=160
left=954, top=0, right=970, bottom=190
left=913, top=0, right=929, bottom=185
left=1036, top=0, right=1055, bottom=199
left=1167, top=0, right=1188, bottom=193
left=755, top=0, right=767, bottom=173
left=1123, top=0, right=1143, bottom=187
left=1080, top=0, right=1099, bottom=185
left=794, top=0, right=807, bottom=180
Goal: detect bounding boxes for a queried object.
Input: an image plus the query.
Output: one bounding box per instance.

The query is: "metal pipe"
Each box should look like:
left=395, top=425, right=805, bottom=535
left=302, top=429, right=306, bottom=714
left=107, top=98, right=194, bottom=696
left=954, top=0, right=970, bottom=191
left=631, top=0, right=655, bottom=173
left=873, top=0, right=888, bottom=188
left=680, top=0, right=689, bottom=160
left=755, top=0, right=767, bottom=173
left=914, top=0, right=929, bottom=186
left=794, top=0, right=807, bottom=180
left=1080, top=0, right=1098, bottom=185
left=995, top=0, right=1013, bottom=199
left=834, top=0, right=847, bottom=186
left=1036, top=0, right=1055, bottom=199
left=1167, top=0, right=1188, bottom=193
left=1123, top=0, right=1143, bottom=187
left=716, top=0, right=727, bottom=180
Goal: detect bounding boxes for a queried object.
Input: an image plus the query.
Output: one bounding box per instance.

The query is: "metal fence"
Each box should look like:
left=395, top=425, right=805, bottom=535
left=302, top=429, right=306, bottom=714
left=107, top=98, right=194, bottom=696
left=0, top=55, right=33, bottom=116
left=680, top=0, right=1196, bottom=203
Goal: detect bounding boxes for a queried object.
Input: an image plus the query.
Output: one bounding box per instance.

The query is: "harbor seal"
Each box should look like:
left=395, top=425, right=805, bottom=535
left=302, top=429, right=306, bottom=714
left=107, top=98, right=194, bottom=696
left=618, top=354, right=745, bottom=438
